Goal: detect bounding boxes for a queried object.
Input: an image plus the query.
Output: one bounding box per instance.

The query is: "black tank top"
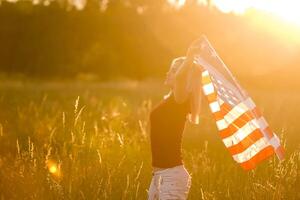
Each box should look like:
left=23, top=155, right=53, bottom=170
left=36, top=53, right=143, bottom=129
left=149, top=92, right=191, bottom=168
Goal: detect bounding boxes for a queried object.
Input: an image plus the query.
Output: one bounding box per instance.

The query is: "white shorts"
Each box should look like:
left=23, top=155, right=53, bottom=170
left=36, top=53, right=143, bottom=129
left=147, top=165, right=192, bottom=200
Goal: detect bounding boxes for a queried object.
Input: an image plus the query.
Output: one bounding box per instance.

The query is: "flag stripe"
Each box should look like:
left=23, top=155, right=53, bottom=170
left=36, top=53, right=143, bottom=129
left=263, top=126, right=274, bottom=139
left=222, top=118, right=267, bottom=147
left=199, top=41, right=284, bottom=170
left=213, top=110, right=227, bottom=121
left=219, top=126, right=238, bottom=138
left=221, top=103, right=232, bottom=114
left=202, top=70, right=209, bottom=77
left=203, top=83, right=215, bottom=95
left=202, top=75, right=212, bottom=85
left=223, top=98, right=256, bottom=125
left=252, top=107, right=262, bottom=118
left=268, top=134, right=281, bottom=149
left=227, top=129, right=263, bottom=155
left=240, top=146, right=274, bottom=170
left=216, top=119, right=227, bottom=130
left=209, top=101, right=221, bottom=113
left=232, top=137, right=270, bottom=163
left=219, top=111, right=255, bottom=137
left=219, top=115, right=269, bottom=139
left=275, top=145, right=285, bottom=160
left=207, top=92, right=217, bottom=102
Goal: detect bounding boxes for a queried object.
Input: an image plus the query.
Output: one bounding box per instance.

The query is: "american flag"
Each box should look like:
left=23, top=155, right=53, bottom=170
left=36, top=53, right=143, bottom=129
left=194, top=36, right=284, bottom=170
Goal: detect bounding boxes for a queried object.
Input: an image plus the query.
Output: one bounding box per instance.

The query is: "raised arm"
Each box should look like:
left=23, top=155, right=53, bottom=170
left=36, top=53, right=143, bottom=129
left=173, top=40, right=202, bottom=104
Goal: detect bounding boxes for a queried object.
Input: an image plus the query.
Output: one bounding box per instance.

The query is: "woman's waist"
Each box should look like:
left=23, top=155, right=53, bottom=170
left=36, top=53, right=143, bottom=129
left=152, top=164, right=186, bottom=175
left=153, top=167, right=168, bottom=173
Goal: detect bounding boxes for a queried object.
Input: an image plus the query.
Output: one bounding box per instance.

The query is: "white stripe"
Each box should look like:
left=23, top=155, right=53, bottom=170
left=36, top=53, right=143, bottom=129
left=268, top=134, right=280, bottom=149
left=223, top=117, right=268, bottom=148
left=216, top=119, right=227, bottom=131
left=203, top=83, right=214, bottom=95
left=257, top=117, right=274, bottom=141
left=216, top=113, right=266, bottom=133
left=271, top=134, right=284, bottom=160
left=218, top=98, right=224, bottom=105
left=223, top=119, right=258, bottom=147
left=244, top=98, right=256, bottom=109
left=209, top=101, right=220, bottom=113
left=257, top=117, right=268, bottom=130
left=202, top=70, right=209, bottom=77
left=223, top=98, right=256, bottom=125
left=232, top=137, right=270, bottom=163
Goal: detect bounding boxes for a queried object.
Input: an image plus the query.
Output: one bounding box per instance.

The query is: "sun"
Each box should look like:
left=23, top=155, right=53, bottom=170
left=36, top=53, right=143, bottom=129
left=266, top=2, right=300, bottom=26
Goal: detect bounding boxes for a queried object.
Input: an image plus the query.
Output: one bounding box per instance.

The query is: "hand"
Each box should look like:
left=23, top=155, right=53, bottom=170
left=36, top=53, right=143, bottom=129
left=186, top=39, right=202, bottom=59
left=190, top=38, right=203, bottom=48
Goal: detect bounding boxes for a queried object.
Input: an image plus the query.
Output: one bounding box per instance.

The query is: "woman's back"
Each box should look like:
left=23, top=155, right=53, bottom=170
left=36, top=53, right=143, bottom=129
left=149, top=92, right=191, bottom=168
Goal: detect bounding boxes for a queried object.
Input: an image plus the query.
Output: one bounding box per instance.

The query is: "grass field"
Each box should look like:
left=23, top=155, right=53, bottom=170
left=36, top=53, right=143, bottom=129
left=0, top=80, right=299, bottom=199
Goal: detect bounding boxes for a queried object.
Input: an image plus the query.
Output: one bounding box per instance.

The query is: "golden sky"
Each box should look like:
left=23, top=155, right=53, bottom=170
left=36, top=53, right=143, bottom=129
left=169, top=0, right=300, bottom=26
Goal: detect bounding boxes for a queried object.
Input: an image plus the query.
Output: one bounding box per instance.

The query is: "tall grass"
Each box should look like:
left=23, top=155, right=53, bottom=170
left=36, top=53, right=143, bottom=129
left=0, top=80, right=299, bottom=199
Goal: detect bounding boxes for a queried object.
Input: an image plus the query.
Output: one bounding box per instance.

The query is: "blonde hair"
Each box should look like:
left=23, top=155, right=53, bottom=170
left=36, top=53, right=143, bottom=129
left=170, top=56, right=186, bottom=71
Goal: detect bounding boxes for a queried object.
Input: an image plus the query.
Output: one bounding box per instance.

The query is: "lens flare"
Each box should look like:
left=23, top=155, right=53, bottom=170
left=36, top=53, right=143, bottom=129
left=49, top=165, right=57, bottom=174
left=46, top=160, right=61, bottom=177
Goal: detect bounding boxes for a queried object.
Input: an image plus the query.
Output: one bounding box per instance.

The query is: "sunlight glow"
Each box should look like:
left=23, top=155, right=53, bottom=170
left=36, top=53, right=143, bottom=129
left=212, top=0, right=300, bottom=26
left=72, top=0, right=86, bottom=10
left=168, top=0, right=186, bottom=9
left=169, top=0, right=300, bottom=26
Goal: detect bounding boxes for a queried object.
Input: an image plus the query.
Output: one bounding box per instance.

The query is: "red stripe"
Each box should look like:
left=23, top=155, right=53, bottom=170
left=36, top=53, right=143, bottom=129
left=213, top=102, right=232, bottom=121
left=220, top=125, right=238, bottom=138
left=213, top=109, right=227, bottom=121
left=227, top=129, right=264, bottom=155
left=221, top=103, right=232, bottom=113
left=263, top=126, right=274, bottom=139
left=240, top=146, right=275, bottom=170
left=252, top=107, right=262, bottom=118
left=207, top=92, right=217, bottom=102
left=233, top=110, right=253, bottom=127
left=220, top=110, right=255, bottom=138
left=202, top=75, right=212, bottom=85
left=275, top=146, right=285, bottom=160
left=251, top=107, right=274, bottom=139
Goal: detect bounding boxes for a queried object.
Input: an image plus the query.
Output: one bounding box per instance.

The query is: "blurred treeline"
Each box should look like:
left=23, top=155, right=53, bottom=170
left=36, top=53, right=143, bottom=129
left=0, top=0, right=299, bottom=87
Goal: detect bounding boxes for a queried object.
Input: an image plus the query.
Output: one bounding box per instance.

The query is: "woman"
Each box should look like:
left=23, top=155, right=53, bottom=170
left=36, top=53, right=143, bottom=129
left=148, top=40, right=203, bottom=200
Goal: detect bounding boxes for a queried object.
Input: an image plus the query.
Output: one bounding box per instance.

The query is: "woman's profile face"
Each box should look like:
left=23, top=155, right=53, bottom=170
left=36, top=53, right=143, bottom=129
left=164, top=57, right=185, bottom=88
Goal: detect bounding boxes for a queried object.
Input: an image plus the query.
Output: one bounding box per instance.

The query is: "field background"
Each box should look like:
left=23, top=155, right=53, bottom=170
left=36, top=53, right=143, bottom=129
left=0, top=79, right=299, bottom=199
